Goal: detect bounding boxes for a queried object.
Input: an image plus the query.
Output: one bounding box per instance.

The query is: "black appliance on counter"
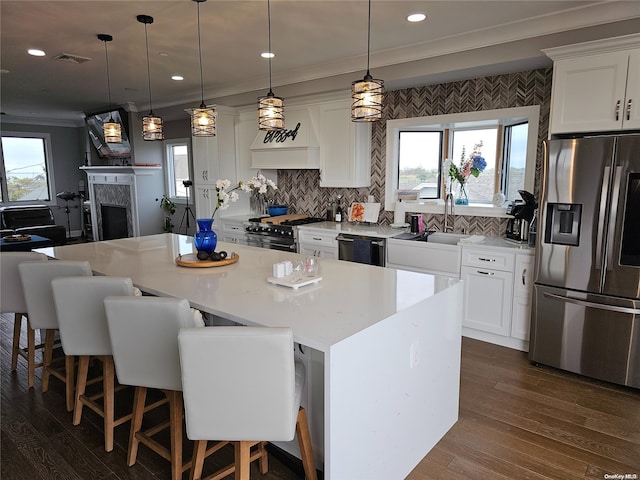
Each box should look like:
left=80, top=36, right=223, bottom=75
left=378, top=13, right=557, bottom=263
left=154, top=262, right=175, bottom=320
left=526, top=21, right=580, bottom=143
left=244, top=216, right=325, bottom=251
left=505, top=190, right=537, bottom=243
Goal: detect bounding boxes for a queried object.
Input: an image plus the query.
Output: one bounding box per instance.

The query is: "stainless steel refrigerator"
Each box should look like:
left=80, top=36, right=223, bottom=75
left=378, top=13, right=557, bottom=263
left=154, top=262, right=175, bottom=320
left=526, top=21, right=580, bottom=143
left=530, top=134, right=640, bottom=388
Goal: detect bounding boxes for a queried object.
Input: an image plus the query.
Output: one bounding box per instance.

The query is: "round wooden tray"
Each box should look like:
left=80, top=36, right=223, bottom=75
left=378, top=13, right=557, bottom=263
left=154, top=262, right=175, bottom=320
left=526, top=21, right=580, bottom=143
left=175, top=252, right=239, bottom=268
left=3, top=234, right=32, bottom=243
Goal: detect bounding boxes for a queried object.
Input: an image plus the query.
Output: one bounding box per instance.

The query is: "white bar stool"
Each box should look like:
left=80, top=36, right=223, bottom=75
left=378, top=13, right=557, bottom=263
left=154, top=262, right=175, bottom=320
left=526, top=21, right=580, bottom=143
left=0, top=251, right=48, bottom=387
left=18, top=260, right=92, bottom=411
left=52, top=275, right=137, bottom=452
left=178, top=326, right=317, bottom=480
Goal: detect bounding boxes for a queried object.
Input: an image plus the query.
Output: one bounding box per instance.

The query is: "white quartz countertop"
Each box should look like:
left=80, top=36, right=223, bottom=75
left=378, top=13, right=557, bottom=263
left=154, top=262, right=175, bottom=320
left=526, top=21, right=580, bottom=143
left=37, top=233, right=458, bottom=352
left=298, top=221, right=402, bottom=238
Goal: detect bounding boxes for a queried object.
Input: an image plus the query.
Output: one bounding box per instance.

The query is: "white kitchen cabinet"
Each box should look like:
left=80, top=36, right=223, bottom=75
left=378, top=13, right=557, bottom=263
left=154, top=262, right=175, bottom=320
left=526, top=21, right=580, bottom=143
left=192, top=107, right=237, bottom=218
left=218, top=217, right=247, bottom=246
left=461, top=264, right=514, bottom=336
left=511, top=254, right=534, bottom=341
left=545, top=35, right=640, bottom=134
left=316, top=100, right=371, bottom=188
left=298, top=228, right=338, bottom=258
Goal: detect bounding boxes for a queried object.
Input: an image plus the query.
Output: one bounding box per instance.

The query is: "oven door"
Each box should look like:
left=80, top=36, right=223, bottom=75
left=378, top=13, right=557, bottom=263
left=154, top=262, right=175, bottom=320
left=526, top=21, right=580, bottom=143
left=245, top=233, right=296, bottom=252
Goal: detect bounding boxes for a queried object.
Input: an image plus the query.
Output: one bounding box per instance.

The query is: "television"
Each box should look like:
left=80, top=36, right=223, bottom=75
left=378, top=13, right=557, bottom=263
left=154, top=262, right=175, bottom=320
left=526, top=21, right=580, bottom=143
left=86, top=108, right=132, bottom=161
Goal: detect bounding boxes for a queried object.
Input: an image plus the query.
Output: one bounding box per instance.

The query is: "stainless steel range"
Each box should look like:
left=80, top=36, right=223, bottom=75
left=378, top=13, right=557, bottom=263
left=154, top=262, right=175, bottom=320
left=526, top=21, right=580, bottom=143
left=244, top=216, right=325, bottom=252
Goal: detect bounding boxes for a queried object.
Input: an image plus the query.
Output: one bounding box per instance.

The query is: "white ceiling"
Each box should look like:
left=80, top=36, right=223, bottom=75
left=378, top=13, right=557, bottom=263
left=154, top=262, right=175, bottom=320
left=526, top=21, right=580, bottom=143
left=2, top=1, right=640, bottom=125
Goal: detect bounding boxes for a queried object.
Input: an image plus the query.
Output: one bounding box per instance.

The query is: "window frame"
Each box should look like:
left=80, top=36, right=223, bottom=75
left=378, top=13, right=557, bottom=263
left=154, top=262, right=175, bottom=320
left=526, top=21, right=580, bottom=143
left=385, top=106, right=539, bottom=217
left=0, top=131, right=56, bottom=206
left=163, top=138, right=191, bottom=203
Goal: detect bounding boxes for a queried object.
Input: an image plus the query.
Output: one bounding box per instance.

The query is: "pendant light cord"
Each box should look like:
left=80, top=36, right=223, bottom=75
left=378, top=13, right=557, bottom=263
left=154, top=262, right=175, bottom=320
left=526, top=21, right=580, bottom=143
left=143, top=23, right=153, bottom=113
left=267, top=0, right=273, bottom=94
left=366, top=0, right=371, bottom=75
left=102, top=40, right=114, bottom=115
left=197, top=1, right=205, bottom=107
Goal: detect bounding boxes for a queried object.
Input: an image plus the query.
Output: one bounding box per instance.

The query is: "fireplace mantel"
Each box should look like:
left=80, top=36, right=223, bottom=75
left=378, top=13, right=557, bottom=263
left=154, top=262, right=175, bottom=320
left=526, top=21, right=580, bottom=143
left=81, top=165, right=164, bottom=240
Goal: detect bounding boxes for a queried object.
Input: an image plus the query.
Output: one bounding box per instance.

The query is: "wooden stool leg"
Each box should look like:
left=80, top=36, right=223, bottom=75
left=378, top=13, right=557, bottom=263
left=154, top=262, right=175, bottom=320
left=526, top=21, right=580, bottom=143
left=11, top=313, right=22, bottom=371
left=167, top=390, right=183, bottom=480
left=127, top=386, right=147, bottom=466
left=296, top=407, right=317, bottom=480
left=189, top=439, right=207, bottom=480
left=235, top=441, right=251, bottom=480
left=73, top=356, right=90, bottom=425
left=64, top=354, right=75, bottom=412
left=42, top=329, right=55, bottom=392
left=258, top=441, right=269, bottom=474
left=103, top=356, right=115, bottom=452
left=26, top=324, right=36, bottom=388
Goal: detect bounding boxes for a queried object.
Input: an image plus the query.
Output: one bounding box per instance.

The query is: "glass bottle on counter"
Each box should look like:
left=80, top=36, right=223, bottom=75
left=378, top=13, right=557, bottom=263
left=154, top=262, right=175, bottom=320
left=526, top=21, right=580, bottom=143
left=335, top=202, right=343, bottom=222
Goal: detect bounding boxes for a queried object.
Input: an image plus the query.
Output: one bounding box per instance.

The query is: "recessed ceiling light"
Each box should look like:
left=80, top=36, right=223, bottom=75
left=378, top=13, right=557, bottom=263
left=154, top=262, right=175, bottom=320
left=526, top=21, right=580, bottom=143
left=28, top=49, right=46, bottom=57
left=171, top=75, right=184, bottom=81
left=261, top=52, right=275, bottom=59
left=407, top=13, right=426, bottom=22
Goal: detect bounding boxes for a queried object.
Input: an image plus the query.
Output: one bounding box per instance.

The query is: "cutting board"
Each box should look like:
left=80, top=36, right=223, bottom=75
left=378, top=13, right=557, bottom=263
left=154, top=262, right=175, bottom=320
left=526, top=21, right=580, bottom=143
left=348, top=202, right=380, bottom=223
left=261, top=214, right=307, bottom=224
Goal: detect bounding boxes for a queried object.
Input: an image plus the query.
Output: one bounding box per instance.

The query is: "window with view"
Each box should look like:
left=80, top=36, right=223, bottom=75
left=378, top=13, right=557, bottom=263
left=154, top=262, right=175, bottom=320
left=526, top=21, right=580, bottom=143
left=0, top=133, right=54, bottom=204
left=164, top=139, right=191, bottom=200
left=386, top=106, right=539, bottom=210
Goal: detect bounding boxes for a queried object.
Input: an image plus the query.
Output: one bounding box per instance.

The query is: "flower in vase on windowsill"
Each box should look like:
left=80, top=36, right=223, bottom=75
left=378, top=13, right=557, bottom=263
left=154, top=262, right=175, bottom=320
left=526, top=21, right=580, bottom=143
left=445, top=142, right=487, bottom=205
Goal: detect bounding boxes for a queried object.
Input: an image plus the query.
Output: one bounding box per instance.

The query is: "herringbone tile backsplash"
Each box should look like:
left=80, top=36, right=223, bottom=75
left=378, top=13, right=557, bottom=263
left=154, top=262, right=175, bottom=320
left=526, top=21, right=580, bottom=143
left=264, top=68, right=552, bottom=236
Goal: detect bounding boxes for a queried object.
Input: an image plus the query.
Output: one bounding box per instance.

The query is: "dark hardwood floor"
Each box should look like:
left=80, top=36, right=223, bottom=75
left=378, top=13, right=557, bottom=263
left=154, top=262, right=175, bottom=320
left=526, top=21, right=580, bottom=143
left=2, top=313, right=639, bottom=479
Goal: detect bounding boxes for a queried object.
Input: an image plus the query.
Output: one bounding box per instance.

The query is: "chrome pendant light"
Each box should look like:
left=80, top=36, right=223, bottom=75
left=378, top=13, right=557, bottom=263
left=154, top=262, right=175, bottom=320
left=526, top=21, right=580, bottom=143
left=188, top=0, right=216, bottom=137
left=97, top=34, right=122, bottom=143
left=351, top=0, right=384, bottom=122
left=257, top=0, right=284, bottom=131
left=138, top=15, right=164, bottom=141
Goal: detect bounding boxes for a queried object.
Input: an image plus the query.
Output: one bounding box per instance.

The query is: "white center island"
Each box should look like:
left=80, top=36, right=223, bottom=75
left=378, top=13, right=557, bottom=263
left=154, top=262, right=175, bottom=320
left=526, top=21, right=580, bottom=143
left=37, top=233, right=462, bottom=480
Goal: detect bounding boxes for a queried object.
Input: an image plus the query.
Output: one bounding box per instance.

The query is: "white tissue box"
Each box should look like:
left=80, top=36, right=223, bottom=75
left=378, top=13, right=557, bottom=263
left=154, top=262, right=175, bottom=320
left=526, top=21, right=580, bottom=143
left=272, top=262, right=286, bottom=278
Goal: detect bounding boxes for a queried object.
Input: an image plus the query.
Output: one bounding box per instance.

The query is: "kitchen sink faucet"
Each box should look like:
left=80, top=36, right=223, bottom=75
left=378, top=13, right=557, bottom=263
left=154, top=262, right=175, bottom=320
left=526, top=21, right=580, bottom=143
left=444, top=192, right=455, bottom=232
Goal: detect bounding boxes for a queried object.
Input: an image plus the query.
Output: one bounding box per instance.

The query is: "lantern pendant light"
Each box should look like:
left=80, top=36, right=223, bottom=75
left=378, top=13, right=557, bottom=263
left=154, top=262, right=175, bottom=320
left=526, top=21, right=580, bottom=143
left=351, top=0, right=384, bottom=122
left=97, top=34, right=122, bottom=143
left=138, top=15, right=164, bottom=141
left=257, top=0, right=284, bottom=131
left=188, top=0, right=216, bottom=137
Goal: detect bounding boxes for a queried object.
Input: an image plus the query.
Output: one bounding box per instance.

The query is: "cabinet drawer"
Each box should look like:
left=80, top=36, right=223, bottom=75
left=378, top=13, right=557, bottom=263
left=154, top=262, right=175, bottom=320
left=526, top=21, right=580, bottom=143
left=461, top=248, right=514, bottom=272
left=298, top=229, right=337, bottom=247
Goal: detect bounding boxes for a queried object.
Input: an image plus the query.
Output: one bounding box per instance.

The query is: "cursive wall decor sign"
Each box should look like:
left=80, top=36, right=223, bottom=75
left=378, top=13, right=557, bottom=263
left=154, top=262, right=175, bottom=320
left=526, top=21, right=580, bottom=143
left=263, top=122, right=301, bottom=144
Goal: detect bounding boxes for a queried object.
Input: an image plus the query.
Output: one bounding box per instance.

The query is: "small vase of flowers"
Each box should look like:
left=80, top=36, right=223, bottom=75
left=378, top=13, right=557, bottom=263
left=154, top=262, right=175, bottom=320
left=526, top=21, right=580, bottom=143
left=445, top=142, right=487, bottom=205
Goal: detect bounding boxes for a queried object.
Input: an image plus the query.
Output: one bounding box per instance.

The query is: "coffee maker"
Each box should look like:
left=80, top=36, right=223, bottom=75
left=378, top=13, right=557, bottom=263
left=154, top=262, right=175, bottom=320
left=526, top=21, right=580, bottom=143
left=505, top=190, right=537, bottom=243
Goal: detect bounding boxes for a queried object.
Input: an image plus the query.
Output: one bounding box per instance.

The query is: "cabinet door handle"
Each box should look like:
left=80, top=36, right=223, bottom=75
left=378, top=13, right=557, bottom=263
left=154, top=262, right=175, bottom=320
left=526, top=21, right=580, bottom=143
left=312, top=237, right=322, bottom=241
left=477, top=270, right=494, bottom=276
left=627, top=99, right=632, bottom=121
left=615, top=100, right=621, bottom=121
left=522, top=268, right=527, bottom=286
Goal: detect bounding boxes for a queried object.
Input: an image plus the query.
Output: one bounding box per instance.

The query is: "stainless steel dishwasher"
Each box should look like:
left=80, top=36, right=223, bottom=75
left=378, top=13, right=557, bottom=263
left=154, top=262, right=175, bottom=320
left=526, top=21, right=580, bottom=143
left=336, top=234, right=386, bottom=266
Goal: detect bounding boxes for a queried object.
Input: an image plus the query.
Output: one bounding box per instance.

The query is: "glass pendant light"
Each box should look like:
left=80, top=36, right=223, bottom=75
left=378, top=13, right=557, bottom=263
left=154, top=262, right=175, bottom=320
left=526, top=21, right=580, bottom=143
left=138, top=15, right=164, bottom=141
left=97, top=34, right=122, bottom=143
left=351, top=0, right=384, bottom=122
left=257, top=0, right=284, bottom=131
left=188, top=0, right=216, bottom=137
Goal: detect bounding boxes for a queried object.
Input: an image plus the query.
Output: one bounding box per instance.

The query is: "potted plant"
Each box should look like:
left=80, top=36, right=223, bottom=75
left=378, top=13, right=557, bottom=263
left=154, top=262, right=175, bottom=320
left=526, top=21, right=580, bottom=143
left=160, top=194, right=176, bottom=232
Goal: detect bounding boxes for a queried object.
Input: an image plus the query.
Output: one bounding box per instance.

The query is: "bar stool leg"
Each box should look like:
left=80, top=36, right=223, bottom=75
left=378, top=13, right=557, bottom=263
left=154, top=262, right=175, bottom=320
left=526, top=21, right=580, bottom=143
left=167, top=390, right=183, bottom=480
left=127, top=386, right=147, bottom=466
left=42, top=329, right=55, bottom=392
left=103, top=356, right=115, bottom=452
left=26, top=323, right=36, bottom=388
left=73, top=356, right=90, bottom=425
left=296, top=407, right=317, bottom=480
left=235, top=441, right=251, bottom=480
left=189, top=440, right=207, bottom=480
left=11, top=313, right=22, bottom=371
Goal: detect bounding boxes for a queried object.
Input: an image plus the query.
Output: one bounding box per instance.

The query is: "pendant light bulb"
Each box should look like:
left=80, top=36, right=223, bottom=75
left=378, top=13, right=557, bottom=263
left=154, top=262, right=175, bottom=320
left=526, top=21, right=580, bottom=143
left=258, top=0, right=284, bottom=131
left=351, top=0, right=384, bottom=122
left=138, top=15, right=164, bottom=141
left=189, top=0, right=216, bottom=137
left=97, top=34, right=123, bottom=143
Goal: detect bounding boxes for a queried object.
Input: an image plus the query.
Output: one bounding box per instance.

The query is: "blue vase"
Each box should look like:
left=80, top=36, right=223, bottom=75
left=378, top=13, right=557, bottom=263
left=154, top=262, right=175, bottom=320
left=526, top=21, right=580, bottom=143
left=194, top=218, right=217, bottom=255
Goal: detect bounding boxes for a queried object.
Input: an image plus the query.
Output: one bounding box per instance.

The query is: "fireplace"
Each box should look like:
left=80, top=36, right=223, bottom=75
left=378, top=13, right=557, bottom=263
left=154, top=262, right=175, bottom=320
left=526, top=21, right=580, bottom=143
left=101, top=204, right=129, bottom=240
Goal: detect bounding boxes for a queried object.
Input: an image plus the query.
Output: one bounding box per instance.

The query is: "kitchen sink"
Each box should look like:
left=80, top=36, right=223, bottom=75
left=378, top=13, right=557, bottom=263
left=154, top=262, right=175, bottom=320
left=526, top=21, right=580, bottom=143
left=392, top=231, right=468, bottom=245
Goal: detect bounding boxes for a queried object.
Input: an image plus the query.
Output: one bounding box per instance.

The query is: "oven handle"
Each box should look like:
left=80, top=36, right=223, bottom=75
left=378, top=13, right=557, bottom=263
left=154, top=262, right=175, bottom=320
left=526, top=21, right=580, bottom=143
left=336, top=235, right=385, bottom=247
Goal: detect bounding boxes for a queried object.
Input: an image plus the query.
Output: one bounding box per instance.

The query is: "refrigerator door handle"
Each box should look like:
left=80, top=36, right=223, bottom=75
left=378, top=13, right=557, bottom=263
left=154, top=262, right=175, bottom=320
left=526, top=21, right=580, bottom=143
left=596, top=166, right=611, bottom=270
left=543, top=292, right=640, bottom=315
left=605, top=166, right=623, bottom=271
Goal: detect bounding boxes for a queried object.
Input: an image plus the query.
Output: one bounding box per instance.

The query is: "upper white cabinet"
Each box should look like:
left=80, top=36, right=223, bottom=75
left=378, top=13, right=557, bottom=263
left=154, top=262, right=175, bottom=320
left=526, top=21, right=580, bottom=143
left=316, top=100, right=372, bottom=188
left=192, top=107, right=237, bottom=218
left=545, top=34, right=640, bottom=134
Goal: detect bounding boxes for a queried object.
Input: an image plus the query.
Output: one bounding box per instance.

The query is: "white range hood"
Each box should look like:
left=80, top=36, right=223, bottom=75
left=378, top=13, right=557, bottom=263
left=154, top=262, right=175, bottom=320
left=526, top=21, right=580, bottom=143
left=250, top=108, right=319, bottom=169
